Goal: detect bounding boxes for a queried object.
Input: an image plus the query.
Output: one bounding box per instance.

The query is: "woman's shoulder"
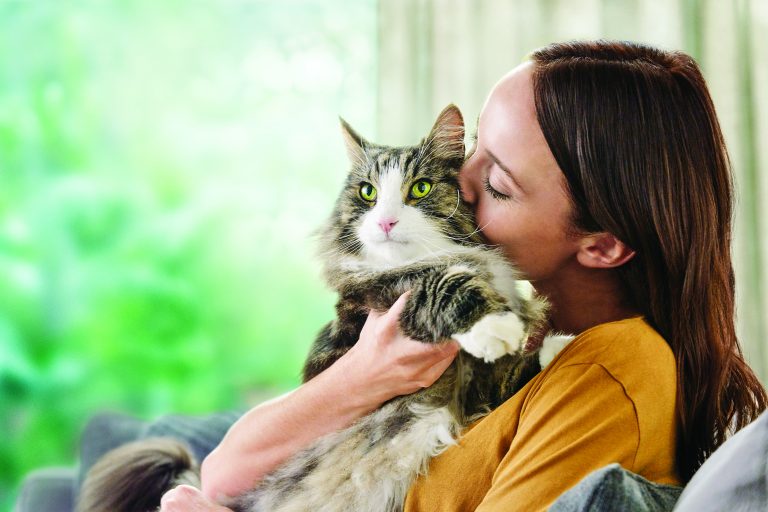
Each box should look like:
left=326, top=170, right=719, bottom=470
left=549, top=316, right=674, bottom=376
left=537, top=316, right=677, bottom=455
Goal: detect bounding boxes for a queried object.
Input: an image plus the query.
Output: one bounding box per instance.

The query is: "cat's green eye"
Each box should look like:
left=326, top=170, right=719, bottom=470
left=410, top=180, right=432, bottom=199
left=359, top=182, right=377, bottom=202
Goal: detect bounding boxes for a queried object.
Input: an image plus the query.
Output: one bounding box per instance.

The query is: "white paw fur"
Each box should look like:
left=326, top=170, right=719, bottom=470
left=453, top=312, right=526, bottom=362
left=538, top=333, right=576, bottom=368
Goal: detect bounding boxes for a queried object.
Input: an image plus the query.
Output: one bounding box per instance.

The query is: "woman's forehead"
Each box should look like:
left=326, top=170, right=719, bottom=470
left=480, top=68, right=547, bottom=160
left=478, top=62, right=565, bottom=193
left=480, top=64, right=536, bottom=140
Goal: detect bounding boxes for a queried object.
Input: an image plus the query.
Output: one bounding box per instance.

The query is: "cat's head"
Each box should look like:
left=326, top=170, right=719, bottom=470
left=321, top=104, right=482, bottom=269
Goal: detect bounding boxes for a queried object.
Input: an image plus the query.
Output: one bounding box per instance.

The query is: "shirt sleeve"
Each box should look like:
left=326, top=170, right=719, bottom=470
left=475, top=363, right=641, bottom=512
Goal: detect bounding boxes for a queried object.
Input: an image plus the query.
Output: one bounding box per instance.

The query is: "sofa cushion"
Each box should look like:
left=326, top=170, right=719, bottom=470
left=13, top=467, right=76, bottom=512
left=76, top=411, right=240, bottom=490
left=673, top=409, right=768, bottom=511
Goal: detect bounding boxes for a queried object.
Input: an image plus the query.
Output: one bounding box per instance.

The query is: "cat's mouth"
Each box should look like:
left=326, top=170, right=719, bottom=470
left=369, top=232, right=409, bottom=245
left=376, top=237, right=408, bottom=245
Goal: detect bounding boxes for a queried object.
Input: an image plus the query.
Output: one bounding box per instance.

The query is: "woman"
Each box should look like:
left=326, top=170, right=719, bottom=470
left=160, top=40, right=767, bottom=511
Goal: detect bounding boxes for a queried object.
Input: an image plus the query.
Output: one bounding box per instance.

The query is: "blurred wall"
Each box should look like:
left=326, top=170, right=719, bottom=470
left=0, top=1, right=377, bottom=507
left=378, top=0, right=768, bottom=382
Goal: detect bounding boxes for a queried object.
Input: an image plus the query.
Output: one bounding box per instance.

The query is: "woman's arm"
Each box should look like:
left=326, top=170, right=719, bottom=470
left=200, top=292, right=460, bottom=503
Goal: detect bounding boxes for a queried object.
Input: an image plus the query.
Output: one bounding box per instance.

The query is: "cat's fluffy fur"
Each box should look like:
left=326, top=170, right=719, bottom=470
left=78, top=105, right=563, bottom=512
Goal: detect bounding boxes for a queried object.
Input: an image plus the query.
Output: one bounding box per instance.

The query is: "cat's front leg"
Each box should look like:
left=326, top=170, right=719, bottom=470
left=399, top=264, right=529, bottom=362
left=453, top=312, right=527, bottom=362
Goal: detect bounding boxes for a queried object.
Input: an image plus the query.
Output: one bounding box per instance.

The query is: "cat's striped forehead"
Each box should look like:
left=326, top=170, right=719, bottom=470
left=351, top=144, right=459, bottom=185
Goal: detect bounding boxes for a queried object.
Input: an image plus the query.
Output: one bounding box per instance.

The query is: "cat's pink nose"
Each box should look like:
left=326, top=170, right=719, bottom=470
left=378, top=218, right=398, bottom=235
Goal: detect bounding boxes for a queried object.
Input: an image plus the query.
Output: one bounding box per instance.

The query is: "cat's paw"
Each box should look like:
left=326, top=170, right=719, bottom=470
left=452, top=312, right=525, bottom=362
left=538, top=333, right=575, bottom=368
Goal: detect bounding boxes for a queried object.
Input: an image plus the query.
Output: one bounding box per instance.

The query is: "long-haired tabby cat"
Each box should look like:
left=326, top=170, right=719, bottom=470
left=78, top=105, right=572, bottom=512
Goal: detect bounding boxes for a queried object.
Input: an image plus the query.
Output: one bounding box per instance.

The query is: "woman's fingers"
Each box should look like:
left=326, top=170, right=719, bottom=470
left=385, top=290, right=411, bottom=319
left=339, top=289, right=463, bottom=404
left=436, top=339, right=461, bottom=360
left=160, top=485, right=234, bottom=512
left=417, top=342, right=461, bottom=387
left=359, top=290, right=411, bottom=345
left=374, top=290, right=412, bottom=339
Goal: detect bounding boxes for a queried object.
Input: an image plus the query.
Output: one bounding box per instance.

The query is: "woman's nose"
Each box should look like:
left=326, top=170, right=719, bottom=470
left=458, top=156, right=478, bottom=205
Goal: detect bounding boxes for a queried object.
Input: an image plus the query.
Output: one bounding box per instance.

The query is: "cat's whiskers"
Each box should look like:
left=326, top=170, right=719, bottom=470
left=332, top=239, right=364, bottom=254
left=335, top=231, right=362, bottom=241
left=440, top=189, right=462, bottom=221
left=435, top=235, right=489, bottom=251
left=323, top=238, right=360, bottom=253
left=439, top=227, right=483, bottom=242
left=319, top=234, right=364, bottom=257
left=439, top=204, right=475, bottom=224
left=409, top=238, right=444, bottom=259
left=441, top=221, right=488, bottom=246
left=411, top=234, right=468, bottom=260
left=437, top=218, right=498, bottom=247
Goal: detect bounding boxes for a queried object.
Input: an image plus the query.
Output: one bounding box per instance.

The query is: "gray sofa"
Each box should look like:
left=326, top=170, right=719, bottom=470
left=14, top=411, right=240, bottom=512
left=14, top=410, right=768, bottom=511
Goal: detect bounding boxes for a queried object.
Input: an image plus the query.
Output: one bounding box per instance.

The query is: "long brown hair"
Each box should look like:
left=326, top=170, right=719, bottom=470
left=529, top=40, right=766, bottom=482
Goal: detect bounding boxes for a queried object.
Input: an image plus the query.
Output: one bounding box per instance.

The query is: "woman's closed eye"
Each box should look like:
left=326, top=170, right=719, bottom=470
left=483, top=176, right=510, bottom=200
left=483, top=170, right=514, bottom=201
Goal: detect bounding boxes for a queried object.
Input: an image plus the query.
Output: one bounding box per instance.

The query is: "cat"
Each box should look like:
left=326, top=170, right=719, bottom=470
left=77, top=104, right=568, bottom=512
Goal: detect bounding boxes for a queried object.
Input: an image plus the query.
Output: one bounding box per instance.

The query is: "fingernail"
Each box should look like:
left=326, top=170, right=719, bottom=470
left=443, top=341, right=459, bottom=354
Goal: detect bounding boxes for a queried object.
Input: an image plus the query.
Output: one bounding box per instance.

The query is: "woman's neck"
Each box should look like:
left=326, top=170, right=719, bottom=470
left=533, top=266, right=641, bottom=335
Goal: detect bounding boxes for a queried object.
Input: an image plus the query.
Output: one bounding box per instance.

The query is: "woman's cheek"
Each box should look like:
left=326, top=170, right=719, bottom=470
left=483, top=216, right=519, bottom=253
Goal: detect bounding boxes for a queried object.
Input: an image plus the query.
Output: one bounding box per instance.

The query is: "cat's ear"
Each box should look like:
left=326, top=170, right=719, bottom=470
left=339, top=118, right=369, bottom=167
left=423, top=104, right=465, bottom=162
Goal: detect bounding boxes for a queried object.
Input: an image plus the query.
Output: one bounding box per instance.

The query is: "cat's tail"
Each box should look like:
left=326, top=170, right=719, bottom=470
left=77, top=437, right=201, bottom=512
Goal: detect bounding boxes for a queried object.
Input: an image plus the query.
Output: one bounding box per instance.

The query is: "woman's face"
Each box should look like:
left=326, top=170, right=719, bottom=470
left=459, top=62, right=579, bottom=283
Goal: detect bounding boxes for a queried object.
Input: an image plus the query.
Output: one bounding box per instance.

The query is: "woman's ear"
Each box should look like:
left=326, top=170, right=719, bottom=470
left=576, top=232, right=636, bottom=269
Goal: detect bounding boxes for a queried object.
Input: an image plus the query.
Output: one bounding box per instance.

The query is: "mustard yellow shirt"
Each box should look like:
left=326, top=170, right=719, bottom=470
left=404, top=316, right=679, bottom=511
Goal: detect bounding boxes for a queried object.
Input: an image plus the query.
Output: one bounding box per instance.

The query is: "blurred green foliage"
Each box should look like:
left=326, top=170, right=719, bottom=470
left=0, top=1, right=376, bottom=507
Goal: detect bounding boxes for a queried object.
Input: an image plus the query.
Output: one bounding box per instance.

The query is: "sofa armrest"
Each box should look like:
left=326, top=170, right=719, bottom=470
left=14, top=466, right=76, bottom=512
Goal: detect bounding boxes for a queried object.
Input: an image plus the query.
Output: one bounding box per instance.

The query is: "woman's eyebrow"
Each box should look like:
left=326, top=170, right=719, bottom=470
left=485, top=149, right=526, bottom=193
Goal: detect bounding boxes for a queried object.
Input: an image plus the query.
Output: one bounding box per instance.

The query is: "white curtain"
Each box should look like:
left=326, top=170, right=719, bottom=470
left=376, top=0, right=768, bottom=382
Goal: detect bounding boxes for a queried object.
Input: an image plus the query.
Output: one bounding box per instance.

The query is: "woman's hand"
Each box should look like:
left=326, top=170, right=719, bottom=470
left=331, top=291, right=460, bottom=409
left=160, top=485, right=233, bottom=512
left=200, top=291, right=459, bottom=500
